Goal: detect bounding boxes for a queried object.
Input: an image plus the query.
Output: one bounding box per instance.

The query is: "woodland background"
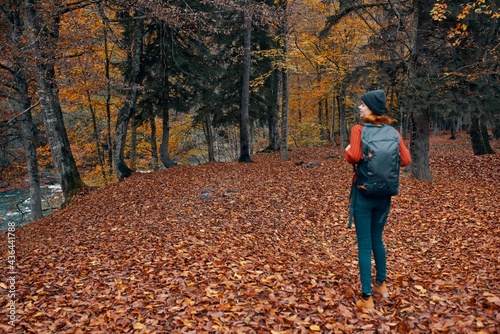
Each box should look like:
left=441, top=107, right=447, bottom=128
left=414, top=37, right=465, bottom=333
left=0, top=0, right=498, bottom=220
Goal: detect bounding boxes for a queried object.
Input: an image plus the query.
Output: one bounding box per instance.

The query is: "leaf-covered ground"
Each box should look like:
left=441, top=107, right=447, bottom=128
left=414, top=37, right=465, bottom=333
left=2, top=134, right=499, bottom=333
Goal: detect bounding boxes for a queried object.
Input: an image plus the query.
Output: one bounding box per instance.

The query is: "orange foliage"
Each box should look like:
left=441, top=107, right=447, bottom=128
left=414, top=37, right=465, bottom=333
left=287, top=1, right=379, bottom=146
left=432, top=1, right=500, bottom=44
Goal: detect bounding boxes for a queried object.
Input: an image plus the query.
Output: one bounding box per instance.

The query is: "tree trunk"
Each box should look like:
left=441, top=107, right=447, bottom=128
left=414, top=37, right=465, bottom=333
left=280, top=69, right=290, bottom=160
left=388, top=86, right=395, bottom=116
left=20, top=109, right=43, bottom=220
left=470, top=111, right=495, bottom=155
left=433, top=110, right=439, bottom=136
left=486, top=107, right=500, bottom=140
left=492, top=117, right=500, bottom=140
left=330, top=93, right=336, bottom=146
left=280, top=1, right=289, bottom=161
left=157, top=31, right=176, bottom=169
left=130, top=115, right=138, bottom=171
left=160, top=106, right=176, bottom=168
left=268, top=68, right=281, bottom=151
left=450, top=119, right=456, bottom=140
left=23, top=0, right=86, bottom=201
left=323, top=97, right=329, bottom=140
left=249, top=122, right=255, bottom=155
left=7, top=0, right=43, bottom=219
left=410, top=111, right=433, bottom=181
left=399, top=106, right=404, bottom=137
left=87, top=91, right=107, bottom=181
left=202, top=112, right=216, bottom=162
left=239, top=11, right=253, bottom=163
left=479, top=115, right=494, bottom=153
left=103, top=19, right=113, bottom=172
left=318, top=98, right=323, bottom=139
left=150, top=114, right=159, bottom=170
left=113, top=14, right=144, bottom=180
left=338, top=92, right=348, bottom=148
left=37, top=70, right=86, bottom=200
left=113, top=109, right=133, bottom=181
left=406, top=0, right=433, bottom=181
left=114, top=105, right=135, bottom=180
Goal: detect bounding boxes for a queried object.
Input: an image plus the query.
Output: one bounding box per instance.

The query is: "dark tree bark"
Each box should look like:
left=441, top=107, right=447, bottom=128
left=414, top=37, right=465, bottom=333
left=338, top=92, right=348, bottom=149
left=267, top=68, right=281, bottom=151
left=449, top=120, right=456, bottom=140
left=239, top=11, right=253, bottom=163
left=319, top=99, right=326, bottom=140
left=279, top=0, right=289, bottom=161
left=19, top=108, right=43, bottom=220
left=113, top=14, right=144, bottom=180
left=323, top=97, right=329, bottom=140
left=4, top=0, right=43, bottom=219
left=130, top=115, right=138, bottom=171
left=280, top=65, right=290, bottom=161
left=410, top=110, right=433, bottom=181
left=103, top=18, right=113, bottom=172
left=202, top=112, right=215, bottom=162
left=150, top=113, right=159, bottom=170
left=114, top=106, right=135, bottom=180
left=433, top=111, right=440, bottom=136
left=159, top=106, right=176, bottom=168
left=470, top=111, right=495, bottom=155
left=156, top=27, right=176, bottom=169
left=36, top=71, right=85, bottom=199
left=330, top=93, right=336, bottom=146
left=407, top=0, right=434, bottom=181
left=492, top=117, right=500, bottom=140
left=408, top=105, right=433, bottom=181
left=87, top=91, right=107, bottom=181
left=479, top=114, right=494, bottom=154
left=486, top=106, right=500, bottom=140
left=23, top=0, right=86, bottom=201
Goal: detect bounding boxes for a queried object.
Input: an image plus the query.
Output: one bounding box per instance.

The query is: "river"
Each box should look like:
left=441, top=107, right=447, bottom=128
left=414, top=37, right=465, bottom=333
left=0, top=185, right=63, bottom=231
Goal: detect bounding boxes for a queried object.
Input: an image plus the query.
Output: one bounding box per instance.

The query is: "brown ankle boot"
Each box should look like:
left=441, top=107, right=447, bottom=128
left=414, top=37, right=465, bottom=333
left=356, top=295, right=374, bottom=311
left=373, top=282, right=389, bottom=298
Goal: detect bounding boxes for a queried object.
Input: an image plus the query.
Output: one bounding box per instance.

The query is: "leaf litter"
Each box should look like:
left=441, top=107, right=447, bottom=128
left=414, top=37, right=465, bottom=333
left=1, top=134, right=499, bottom=333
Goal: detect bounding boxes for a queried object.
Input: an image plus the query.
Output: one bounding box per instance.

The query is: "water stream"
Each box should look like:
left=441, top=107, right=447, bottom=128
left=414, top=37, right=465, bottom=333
left=0, top=185, right=63, bottom=231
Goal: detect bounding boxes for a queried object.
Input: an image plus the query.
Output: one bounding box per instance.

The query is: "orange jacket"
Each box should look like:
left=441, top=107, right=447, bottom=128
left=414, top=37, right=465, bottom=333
left=345, top=124, right=412, bottom=167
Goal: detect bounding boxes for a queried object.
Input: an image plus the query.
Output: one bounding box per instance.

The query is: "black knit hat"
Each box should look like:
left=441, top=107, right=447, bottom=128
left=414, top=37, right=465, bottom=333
left=361, top=90, right=386, bottom=115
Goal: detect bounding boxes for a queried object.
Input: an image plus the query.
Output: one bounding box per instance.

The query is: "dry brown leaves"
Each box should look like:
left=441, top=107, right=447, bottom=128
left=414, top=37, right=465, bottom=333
left=1, top=133, right=499, bottom=333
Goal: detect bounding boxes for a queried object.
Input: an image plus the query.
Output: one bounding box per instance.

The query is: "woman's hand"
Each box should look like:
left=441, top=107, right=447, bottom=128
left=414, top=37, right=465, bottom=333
left=345, top=144, right=351, bottom=152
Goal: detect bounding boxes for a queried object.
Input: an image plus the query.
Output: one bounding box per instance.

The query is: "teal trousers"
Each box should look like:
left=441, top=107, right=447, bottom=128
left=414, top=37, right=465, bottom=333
left=351, top=187, right=391, bottom=296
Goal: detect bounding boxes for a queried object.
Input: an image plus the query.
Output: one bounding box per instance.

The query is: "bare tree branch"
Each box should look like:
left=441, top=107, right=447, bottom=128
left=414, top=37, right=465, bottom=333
left=319, top=2, right=385, bottom=38
left=2, top=100, right=40, bottom=128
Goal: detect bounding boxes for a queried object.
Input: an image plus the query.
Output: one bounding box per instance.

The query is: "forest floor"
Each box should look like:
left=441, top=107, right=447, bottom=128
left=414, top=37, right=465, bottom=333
left=1, top=133, right=499, bottom=333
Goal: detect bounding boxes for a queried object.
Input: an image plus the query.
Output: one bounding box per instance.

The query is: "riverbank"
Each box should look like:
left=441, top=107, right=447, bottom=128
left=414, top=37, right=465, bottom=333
left=0, top=172, right=62, bottom=231
left=0, top=170, right=60, bottom=192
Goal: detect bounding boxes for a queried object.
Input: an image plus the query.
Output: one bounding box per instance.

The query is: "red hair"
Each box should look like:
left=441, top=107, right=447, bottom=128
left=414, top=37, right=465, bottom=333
left=362, top=114, right=393, bottom=125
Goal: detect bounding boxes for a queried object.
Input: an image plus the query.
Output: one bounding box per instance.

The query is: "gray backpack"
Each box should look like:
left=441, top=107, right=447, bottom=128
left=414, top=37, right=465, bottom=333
left=355, top=123, right=401, bottom=198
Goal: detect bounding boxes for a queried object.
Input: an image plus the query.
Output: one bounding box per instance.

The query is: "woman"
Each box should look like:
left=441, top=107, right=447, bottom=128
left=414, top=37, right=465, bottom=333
left=345, top=89, right=412, bottom=311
